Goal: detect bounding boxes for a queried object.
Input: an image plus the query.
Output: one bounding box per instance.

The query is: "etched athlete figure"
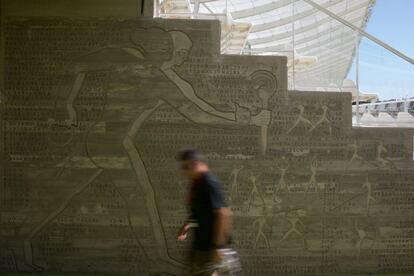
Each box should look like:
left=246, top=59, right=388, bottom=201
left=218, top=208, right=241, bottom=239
left=21, top=29, right=196, bottom=273
left=246, top=173, right=266, bottom=211
left=375, top=141, right=393, bottom=168
left=227, top=165, right=244, bottom=204
left=286, top=105, right=313, bottom=134
left=309, top=105, right=332, bottom=135
left=280, top=209, right=307, bottom=249
left=273, top=157, right=290, bottom=198
left=355, top=224, right=366, bottom=260
left=347, top=141, right=366, bottom=168
left=362, top=176, right=374, bottom=213
left=304, top=156, right=319, bottom=193
left=253, top=216, right=270, bottom=249
left=19, top=27, right=275, bottom=273
left=354, top=220, right=374, bottom=261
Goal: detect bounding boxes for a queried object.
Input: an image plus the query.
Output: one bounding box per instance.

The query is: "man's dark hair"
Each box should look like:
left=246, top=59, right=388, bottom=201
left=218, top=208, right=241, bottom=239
left=177, top=148, right=205, bottom=162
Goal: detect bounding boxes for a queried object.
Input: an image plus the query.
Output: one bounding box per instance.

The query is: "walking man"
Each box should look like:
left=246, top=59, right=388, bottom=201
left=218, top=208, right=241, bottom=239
left=177, top=149, right=232, bottom=275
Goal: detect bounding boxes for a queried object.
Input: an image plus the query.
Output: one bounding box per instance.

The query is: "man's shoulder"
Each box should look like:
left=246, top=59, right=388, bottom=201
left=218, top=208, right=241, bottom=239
left=203, top=172, right=226, bottom=208
left=203, top=172, right=221, bottom=186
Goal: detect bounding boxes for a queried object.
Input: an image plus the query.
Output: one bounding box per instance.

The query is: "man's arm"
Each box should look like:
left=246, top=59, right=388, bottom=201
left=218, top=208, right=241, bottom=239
left=177, top=222, right=190, bottom=241
left=178, top=212, right=198, bottom=241
left=213, top=207, right=232, bottom=248
left=207, top=176, right=232, bottom=251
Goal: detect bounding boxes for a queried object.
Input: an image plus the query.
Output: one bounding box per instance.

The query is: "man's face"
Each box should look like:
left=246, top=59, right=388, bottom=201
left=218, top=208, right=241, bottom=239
left=181, top=160, right=198, bottom=178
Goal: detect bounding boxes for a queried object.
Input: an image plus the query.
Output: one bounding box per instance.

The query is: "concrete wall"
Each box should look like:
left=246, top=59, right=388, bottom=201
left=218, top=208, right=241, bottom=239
left=1, top=12, right=413, bottom=276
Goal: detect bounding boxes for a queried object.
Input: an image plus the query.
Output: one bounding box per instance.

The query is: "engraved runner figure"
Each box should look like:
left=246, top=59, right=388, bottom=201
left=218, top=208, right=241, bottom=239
left=354, top=220, right=374, bottom=261
left=347, top=141, right=366, bottom=168
left=375, top=141, right=393, bottom=168
left=227, top=165, right=244, bottom=204
left=304, top=156, right=319, bottom=193
left=362, top=176, right=374, bottom=213
left=253, top=216, right=270, bottom=249
left=355, top=223, right=366, bottom=260
left=280, top=209, right=307, bottom=249
left=309, top=105, right=332, bottom=135
left=286, top=105, right=314, bottom=134
left=246, top=173, right=266, bottom=211
left=273, top=157, right=290, bottom=198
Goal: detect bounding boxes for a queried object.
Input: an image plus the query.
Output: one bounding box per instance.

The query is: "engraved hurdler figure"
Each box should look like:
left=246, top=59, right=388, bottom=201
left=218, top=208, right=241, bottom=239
left=246, top=173, right=266, bottom=211
left=309, top=105, right=332, bottom=135
left=280, top=209, right=307, bottom=249
left=22, top=28, right=274, bottom=273
left=346, top=141, right=366, bottom=168
left=286, top=105, right=314, bottom=134
left=227, top=165, right=244, bottom=203
left=304, top=156, right=319, bottom=194
left=253, top=216, right=270, bottom=249
left=362, top=176, right=374, bottom=213
left=375, top=141, right=393, bottom=168
left=273, top=157, right=290, bottom=198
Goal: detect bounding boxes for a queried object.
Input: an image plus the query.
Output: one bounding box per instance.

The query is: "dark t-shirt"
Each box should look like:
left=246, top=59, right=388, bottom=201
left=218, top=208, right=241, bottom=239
left=189, top=172, right=226, bottom=251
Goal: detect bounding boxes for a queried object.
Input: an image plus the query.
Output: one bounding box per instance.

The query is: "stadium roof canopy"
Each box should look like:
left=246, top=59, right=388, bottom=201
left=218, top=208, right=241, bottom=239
left=159, top=0, right=375, bottom=89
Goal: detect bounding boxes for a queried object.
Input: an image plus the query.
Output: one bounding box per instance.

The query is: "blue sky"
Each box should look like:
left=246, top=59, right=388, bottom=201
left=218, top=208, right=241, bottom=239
left=347, top=0, right=414, bottom=101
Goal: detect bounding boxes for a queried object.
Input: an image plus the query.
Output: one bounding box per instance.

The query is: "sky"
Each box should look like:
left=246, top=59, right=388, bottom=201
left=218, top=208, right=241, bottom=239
left=347, top=0, right=414, bottom=101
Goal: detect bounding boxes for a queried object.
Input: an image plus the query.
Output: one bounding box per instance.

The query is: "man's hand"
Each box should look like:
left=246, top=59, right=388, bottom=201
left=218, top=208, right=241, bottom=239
left=177, top=223, right=190, bottom=241
left=250, top=109, right=271, bottom=127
